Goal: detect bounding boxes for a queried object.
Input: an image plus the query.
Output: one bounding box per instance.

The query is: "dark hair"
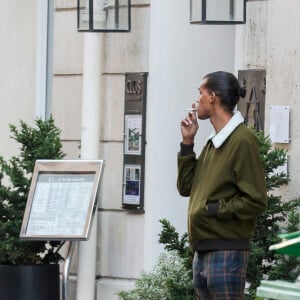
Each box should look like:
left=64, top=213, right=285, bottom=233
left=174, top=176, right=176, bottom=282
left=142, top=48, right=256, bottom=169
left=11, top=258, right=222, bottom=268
left=203, top=71, right=246, bottom=112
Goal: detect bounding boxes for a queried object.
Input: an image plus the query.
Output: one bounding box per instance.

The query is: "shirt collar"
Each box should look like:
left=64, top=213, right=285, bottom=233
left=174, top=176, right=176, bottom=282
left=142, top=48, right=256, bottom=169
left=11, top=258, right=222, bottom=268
left=207, top=111, right=244, bottom=149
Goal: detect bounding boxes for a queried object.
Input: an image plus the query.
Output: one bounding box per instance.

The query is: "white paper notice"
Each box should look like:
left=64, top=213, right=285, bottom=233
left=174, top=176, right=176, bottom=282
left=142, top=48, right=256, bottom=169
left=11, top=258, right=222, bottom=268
left=124, top=115, right=142, bottom=155
left=269, top=105, right=290, bottom=143
left=26, top=173, right=95, bottom=236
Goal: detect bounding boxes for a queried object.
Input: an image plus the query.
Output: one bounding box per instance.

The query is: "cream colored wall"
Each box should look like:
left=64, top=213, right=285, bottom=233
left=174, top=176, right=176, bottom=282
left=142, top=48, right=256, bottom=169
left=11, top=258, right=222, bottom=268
left=52, top=1, right=83, bottom=160
left=244, top=1, right=267, bottom=68
left=0, top=1, right=37, bottom=159
left=144, top=0, right=237, bottom=275
left=241, top=0, right=300, bottom=200
left=53, top=0, right=150, bottom=299
left=266, top=0, right=300, bottom=201
left=97, top=4, right=150, bottom=298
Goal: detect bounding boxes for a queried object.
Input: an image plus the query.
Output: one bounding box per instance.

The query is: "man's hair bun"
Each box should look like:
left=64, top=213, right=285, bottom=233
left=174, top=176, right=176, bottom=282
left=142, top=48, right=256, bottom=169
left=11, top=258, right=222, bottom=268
left=238, top=87, right=246, bottom=98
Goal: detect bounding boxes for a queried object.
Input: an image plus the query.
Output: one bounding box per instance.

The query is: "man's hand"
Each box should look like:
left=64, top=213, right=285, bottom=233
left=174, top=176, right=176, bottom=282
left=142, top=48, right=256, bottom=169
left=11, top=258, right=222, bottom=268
left=180, top=110, right=198, bottom=145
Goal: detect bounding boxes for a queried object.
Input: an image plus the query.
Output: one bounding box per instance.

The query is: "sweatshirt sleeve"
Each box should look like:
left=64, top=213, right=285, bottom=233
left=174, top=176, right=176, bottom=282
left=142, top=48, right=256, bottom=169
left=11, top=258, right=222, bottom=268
left=177, top=143, right=197, bottom=197
left=214, top=134, right=268, bottom=220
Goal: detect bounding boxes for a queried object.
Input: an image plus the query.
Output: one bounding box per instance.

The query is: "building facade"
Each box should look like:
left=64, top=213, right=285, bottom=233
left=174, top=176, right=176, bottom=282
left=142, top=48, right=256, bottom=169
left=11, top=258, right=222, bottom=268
left=1, top=0, right=300, bottom=299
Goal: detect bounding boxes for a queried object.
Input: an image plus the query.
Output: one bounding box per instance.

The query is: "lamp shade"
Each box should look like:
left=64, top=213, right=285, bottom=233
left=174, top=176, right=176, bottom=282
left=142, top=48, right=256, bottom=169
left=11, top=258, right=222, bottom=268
left=78, top=0, right=131, bottom=32
left=190, top=0, right=246, bottom=24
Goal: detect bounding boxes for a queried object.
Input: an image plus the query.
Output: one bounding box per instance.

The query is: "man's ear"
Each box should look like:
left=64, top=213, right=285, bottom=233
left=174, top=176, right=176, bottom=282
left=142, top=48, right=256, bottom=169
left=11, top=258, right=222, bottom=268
left=209, top=91, right=216, bottom=103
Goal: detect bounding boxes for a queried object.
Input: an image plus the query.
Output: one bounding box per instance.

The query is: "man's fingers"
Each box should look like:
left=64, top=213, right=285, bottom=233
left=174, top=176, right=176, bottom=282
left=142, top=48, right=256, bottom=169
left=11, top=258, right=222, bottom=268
left=181, top=118, right=193, bottom=126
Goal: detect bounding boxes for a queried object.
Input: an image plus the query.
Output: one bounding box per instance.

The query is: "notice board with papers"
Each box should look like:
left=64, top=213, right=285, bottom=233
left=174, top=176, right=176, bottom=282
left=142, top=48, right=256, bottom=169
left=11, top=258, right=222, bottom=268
left=20, top=159, right=104, bottom=241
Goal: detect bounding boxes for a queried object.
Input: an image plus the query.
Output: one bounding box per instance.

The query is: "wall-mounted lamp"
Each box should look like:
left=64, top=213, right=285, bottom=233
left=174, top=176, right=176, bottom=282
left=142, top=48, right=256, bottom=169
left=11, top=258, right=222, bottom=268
left=77, top=0, right=131, bottom=32
left=190, top=0, right=246, bottom=24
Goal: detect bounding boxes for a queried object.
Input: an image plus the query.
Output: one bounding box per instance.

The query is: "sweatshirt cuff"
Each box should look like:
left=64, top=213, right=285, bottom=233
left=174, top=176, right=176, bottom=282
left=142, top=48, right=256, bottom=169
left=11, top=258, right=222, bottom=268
left=180, top=142, right=194, bottom=156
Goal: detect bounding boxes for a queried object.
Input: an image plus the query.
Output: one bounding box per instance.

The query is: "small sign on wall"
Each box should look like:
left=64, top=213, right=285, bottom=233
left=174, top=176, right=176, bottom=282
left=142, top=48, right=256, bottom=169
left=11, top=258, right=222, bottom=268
left=122, top=72, right=148, bottom=212
left=123, top=164, right=141, bottom=205
left=269, top=105, right=290, bottom=143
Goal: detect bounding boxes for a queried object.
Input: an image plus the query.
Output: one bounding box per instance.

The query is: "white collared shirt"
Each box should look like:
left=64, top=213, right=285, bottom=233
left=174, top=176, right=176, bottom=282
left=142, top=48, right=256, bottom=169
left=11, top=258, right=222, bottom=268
left=207, top=111, right=244, bottom=149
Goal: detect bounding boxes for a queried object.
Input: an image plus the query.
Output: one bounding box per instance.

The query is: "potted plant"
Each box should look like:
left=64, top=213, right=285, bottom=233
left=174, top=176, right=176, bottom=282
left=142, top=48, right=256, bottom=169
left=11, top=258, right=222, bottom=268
left=0, top=116, right=66, bottom=300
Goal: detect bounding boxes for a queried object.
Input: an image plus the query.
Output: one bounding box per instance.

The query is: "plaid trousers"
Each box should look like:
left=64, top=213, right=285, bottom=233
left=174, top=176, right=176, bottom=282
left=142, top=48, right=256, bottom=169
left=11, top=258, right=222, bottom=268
left=193, top=250, right=249, bottom=300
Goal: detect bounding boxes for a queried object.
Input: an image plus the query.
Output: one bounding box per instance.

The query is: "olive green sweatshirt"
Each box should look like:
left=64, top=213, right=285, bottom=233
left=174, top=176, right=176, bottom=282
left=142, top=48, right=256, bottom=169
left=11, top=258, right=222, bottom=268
left=177, top=113, right=267, bottom=252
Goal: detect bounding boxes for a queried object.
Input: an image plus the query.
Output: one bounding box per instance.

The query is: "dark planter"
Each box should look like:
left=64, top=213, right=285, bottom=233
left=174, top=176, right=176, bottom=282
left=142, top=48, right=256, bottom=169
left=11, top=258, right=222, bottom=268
left=0, top=264, right=60, bottom=300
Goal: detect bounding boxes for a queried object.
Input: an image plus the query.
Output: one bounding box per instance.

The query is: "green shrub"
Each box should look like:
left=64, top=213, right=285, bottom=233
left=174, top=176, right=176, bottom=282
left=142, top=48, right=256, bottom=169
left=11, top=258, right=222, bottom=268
left=246, top=130, right=300, bottom=297
left=158, top=218, right=193, bottom=271
left=0, top=117, right=65, bottom=265
left=117, top=250, right=194, bottom=300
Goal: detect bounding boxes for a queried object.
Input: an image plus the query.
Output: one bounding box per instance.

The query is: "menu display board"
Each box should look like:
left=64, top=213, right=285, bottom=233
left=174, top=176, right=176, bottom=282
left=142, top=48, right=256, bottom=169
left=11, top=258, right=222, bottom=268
left=20, top=160, right=104, bottom=241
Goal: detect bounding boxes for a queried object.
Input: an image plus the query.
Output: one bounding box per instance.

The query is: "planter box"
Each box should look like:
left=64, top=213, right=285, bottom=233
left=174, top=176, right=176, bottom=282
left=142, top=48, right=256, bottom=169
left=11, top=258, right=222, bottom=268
left=0, top=264, right=60, bottom=300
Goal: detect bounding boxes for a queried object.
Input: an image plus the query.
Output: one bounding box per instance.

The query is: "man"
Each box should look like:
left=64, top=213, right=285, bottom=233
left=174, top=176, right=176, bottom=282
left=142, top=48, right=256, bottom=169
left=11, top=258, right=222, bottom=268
left=177, top=71, right=267, bottom=300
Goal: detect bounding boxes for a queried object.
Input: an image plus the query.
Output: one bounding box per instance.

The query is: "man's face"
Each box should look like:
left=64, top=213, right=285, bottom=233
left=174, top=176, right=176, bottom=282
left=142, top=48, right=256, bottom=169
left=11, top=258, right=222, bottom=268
left=196, top=79, right=212, bottom=120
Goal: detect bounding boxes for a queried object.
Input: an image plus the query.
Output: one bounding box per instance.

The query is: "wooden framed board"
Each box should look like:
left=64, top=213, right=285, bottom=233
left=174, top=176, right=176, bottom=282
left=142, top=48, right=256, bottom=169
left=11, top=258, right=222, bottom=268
left=20, top=159, right=105, bottom=241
